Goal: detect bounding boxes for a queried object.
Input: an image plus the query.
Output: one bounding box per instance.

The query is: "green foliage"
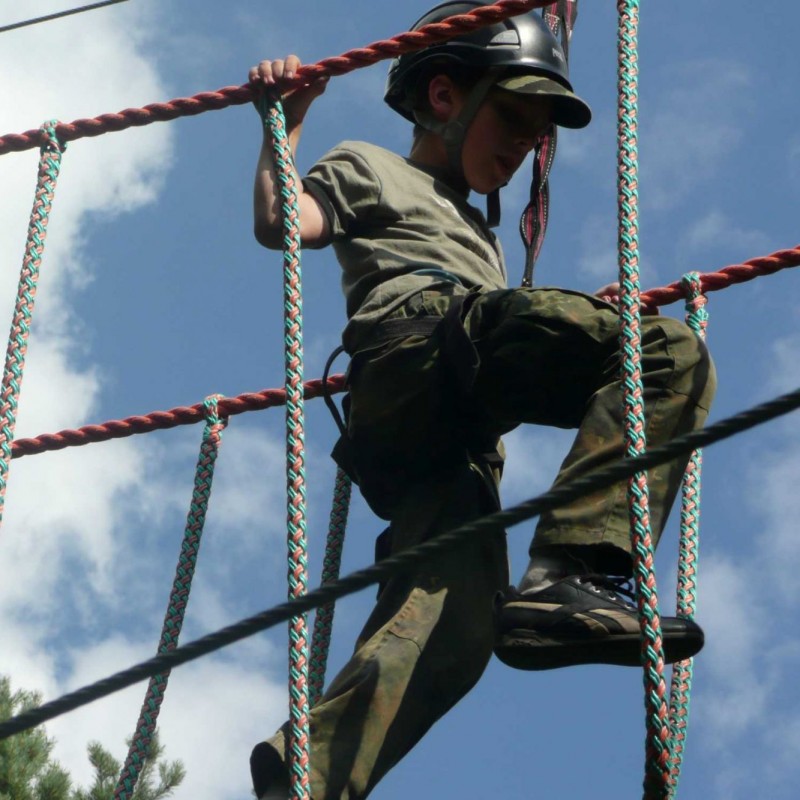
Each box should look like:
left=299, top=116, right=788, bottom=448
left=0, top=677, right=185, bottom=800
left=72, top=733, right=186, bottom=800
left=0, top=676, right=71, bottom=800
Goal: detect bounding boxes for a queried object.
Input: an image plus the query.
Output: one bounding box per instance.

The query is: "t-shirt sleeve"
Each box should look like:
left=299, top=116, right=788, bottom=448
left=302, top=144, right=383, bottom=239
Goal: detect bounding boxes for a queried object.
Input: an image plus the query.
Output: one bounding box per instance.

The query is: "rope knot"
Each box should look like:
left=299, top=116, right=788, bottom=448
left=681, top=272, right=709, bottom=340
left=39, top=120, right=66, bottom=154
left=202, top=393, right=227, bottom=439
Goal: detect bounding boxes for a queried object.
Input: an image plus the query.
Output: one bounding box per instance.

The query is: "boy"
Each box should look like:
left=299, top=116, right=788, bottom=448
left=248, top=3, right=716, bottom=798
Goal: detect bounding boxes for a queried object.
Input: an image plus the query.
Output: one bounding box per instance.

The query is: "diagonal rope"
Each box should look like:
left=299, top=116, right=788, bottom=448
left=1, top=386, right=798, bottom=743
left=113, top=395, right=227, bottom=799
left=0, top=120, right=65, bottom=529
left=0, top=1, right=553, bottom=156
left=9, top=376, right=345, bottom=459
left=0, top=0, right=129, bottom=35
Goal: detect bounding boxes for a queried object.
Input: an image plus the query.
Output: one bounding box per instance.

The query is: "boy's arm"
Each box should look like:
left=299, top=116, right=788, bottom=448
left=250, top=56, right=331, bottom=250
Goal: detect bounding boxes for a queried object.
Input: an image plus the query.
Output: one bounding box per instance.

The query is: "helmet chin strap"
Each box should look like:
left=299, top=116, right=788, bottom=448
left=413, top=68, right=504, bottom=227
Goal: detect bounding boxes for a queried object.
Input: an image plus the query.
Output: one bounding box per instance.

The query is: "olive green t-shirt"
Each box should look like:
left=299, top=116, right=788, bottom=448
left=302, top=141, right=508, bottom=340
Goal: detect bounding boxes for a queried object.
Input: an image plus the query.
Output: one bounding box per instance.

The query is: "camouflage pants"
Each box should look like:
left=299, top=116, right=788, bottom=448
left=251, top=286, right=716, bottom=799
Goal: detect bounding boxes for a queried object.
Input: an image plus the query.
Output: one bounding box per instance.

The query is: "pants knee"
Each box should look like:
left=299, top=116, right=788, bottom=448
left=643, top=316, right=716, bottom=409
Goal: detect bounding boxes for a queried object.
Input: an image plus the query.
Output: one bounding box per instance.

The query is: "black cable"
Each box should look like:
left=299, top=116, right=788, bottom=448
left=1, top=384, right=798, bottom=740
left=0, top=0, right=129, bottom=35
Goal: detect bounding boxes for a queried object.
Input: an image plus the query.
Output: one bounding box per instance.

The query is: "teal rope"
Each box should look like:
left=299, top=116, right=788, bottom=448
left=0, top=120, right=65, bottom=529
left=309, top=467, right=352, bottom=707
left=261, top=93, right=311, bottom=800
left=114, top=395, right=226, bottom=799
left=665, top=274, right=707, bottom=796
left=616, top=3, right=672, bottom=797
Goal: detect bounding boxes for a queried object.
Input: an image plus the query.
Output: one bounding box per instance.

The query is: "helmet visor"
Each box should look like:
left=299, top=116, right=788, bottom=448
left=495, top=75, right=592, bottom=129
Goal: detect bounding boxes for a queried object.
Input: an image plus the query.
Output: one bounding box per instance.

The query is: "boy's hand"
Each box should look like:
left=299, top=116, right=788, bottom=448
left=248, top=55, right=329, bottom=128
left=594, top=282, right=619, bottom=303
left=594, top=281, right=660, bottom=315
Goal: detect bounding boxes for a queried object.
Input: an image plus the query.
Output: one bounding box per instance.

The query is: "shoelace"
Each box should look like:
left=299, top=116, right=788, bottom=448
left=576, top=574, right=637, bottom=609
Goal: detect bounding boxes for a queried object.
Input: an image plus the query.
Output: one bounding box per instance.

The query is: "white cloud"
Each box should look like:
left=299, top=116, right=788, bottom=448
left=694, top=556, right=771, bottom=738
left=575, top=213, right=618, bottom=281
left=766, top=334, right=800, bottom=394
left=749, top=443, right=800, bottom=596
left=46, top=635, right=288, bottom=798
left=641, top=59, right=753, bottom=211
left=690, top=414, right=800, bottom=796
left=679, top=210, right=770, bottom=263
left=790, top=136, right=800, bottom=180
left=501, top=425, right=574, bottom=507
left=575, top=212, right=660, bottom=285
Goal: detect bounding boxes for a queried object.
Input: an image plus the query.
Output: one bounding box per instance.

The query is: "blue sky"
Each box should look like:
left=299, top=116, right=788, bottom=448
left=1, top=1, right=799, bottom=798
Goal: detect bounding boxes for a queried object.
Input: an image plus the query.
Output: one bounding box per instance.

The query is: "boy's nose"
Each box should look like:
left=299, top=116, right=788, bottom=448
left=515, top=134, right=538, bottom=153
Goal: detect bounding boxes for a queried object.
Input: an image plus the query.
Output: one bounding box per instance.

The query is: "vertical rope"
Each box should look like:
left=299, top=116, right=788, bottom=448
left=665, top=273, right=707, bottom=796
left=114, top=395, right=226, bottom=799
left=261, top=94, right=311, bottom=800
left=616, top=2, right=672, bottom=797
left=309, top=467, right=352, bottom=707
left=0, top=121, right=65, bottom=529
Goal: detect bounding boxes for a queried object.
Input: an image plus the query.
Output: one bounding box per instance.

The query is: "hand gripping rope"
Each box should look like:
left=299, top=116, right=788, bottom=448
left=0, top=2, right=799, bottom=799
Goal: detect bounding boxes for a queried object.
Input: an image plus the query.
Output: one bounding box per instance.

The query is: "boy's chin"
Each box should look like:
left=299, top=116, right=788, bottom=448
left=473, top=183, right=508, bottom=195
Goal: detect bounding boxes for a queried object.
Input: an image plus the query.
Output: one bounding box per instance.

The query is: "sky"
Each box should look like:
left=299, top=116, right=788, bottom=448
left=0, top=1, right=798, bottom=798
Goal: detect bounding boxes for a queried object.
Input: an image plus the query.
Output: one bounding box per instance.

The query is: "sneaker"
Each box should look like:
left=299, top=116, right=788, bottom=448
left=494, top=574, right=704, bottom=671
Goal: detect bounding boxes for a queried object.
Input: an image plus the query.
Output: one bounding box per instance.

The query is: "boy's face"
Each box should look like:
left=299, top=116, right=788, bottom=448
left=460, top=87, right=553, bottom=194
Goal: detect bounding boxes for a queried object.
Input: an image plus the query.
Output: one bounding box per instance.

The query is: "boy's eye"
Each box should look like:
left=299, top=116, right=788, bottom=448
left=492, top=101, right=519, bottom=126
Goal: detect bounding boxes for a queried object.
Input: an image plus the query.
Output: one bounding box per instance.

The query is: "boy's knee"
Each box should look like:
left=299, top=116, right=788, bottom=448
left=644, top=316, right=716, bottom=408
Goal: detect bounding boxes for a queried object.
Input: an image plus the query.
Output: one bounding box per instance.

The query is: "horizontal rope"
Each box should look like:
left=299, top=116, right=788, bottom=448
left=8, top=242, right=795, bottom=463
left=0, top=0, right=550, bottom=156
left=1, top=381, right=798, bottom=741
left=633, top=245, right=799, bottom=311
left=10, top=375, right=345, bottom=459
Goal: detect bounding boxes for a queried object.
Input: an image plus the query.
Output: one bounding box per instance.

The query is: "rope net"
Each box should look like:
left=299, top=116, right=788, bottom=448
left=0, top=2, right=797, bottom=799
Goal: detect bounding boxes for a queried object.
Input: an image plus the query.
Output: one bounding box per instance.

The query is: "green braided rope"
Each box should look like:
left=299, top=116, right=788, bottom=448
left=114, top=395, right=226, bottom=799
left=665, top=273, right=707, bottom=796
left=0, top=120, right=65, bottom=529
left=260, top=94, right=311, bottom=800
left=309, top=467, right=352, bottom=707
left=616, top=3, right=672, bottom=796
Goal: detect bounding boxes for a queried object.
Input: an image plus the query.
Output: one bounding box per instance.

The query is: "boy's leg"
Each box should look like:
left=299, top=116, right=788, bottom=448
left=251, top=461, right=508, bottom=799
left=465, top=287, right=716, bottom=669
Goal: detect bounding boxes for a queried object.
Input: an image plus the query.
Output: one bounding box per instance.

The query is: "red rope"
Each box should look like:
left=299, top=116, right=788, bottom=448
left=596, top=245, right=799, bottom=312
left=8, top=244, right=799, bottom=463
left=0, top=0, right=550, bottom=156
left=9, top=375, right=345, bottom=459
left=637, top=245, right=799, bottom=311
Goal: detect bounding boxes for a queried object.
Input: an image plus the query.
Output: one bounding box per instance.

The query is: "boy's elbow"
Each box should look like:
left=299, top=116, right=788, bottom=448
left=254, top=221, right=281, bottom=250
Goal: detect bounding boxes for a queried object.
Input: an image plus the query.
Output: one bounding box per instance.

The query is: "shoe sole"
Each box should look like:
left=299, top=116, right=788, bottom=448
left=494, top=629, right=704, bottom=671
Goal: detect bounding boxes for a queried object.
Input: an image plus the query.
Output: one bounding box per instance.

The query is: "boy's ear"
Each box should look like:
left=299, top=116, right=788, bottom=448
left=427, top=74, right=460, bottom=121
